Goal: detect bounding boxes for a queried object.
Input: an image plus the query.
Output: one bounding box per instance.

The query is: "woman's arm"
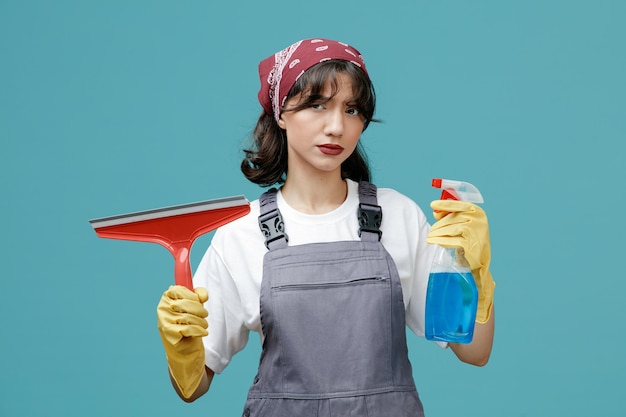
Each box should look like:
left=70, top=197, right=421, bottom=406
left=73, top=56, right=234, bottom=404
left=449, top=307, right=495, bottom=366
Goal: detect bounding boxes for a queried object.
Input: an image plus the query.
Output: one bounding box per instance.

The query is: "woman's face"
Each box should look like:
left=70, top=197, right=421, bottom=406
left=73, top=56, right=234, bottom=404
left=278, top=72, right=365, bottom=180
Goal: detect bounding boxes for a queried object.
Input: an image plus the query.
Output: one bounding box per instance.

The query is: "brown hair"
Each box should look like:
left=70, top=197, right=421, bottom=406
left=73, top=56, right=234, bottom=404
left=241, top=60, right=377, bottom=186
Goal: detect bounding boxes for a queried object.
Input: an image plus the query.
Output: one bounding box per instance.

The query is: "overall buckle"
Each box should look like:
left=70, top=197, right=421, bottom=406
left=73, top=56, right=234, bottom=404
left=258, top=208, right=289, bottom=249
left=358, top=203, right=382, bottom=239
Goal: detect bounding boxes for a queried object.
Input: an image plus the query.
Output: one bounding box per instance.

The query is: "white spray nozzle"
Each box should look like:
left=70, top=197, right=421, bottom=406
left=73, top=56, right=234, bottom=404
left=432, top=178, right=484, bottom=204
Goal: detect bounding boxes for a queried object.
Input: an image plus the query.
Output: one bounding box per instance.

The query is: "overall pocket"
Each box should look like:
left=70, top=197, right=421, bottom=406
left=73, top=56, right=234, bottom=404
left=271, top=272, right=394, bottom=395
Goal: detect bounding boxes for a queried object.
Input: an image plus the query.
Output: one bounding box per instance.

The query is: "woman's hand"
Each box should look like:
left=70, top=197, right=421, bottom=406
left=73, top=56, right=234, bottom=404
left=426, top=200, right=495, bottom=323
left=157, top=285, right=210, bottom=400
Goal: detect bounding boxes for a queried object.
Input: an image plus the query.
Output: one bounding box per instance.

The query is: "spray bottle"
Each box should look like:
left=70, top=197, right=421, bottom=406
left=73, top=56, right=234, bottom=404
left=425, top=178, right=484, bottom=344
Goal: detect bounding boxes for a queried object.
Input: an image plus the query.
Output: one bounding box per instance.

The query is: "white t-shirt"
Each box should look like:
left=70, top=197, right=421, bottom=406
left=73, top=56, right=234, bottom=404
left=193, top=179, right=444, bottom=374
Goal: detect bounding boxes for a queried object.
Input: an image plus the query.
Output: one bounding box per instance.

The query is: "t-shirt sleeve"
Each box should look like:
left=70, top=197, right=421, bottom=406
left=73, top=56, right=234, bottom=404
left=193, top=240, right=250, bottom=374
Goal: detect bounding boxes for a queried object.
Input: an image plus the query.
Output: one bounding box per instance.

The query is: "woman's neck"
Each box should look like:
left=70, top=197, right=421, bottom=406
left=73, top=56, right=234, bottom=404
left=281, top=174, right=348, bottom=215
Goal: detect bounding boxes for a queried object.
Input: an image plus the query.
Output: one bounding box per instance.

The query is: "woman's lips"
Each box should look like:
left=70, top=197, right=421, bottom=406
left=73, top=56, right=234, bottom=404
left=317, top=144, right=344, bottom=155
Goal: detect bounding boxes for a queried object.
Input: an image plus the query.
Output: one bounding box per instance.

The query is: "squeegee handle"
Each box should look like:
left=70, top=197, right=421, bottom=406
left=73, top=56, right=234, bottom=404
left=174, top=246, right=194, bottom=290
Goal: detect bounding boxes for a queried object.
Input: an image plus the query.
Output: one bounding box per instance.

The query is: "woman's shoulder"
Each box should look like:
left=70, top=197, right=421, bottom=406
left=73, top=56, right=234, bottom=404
left=374, top=184, right=431, bottom=229
left=377, top=185, right=413, bottom=203
left=212, top=198, right=265, bottom=247
left=376, top=185, right=425, bottom=211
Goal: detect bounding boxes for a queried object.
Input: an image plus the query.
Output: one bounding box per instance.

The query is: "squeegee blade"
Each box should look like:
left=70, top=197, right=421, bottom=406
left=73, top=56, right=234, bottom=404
left=89, top=195, right=249, bottom=229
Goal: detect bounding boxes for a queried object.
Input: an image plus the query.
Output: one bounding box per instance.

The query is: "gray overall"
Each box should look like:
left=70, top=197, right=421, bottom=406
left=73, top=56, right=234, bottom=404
left=242, top=182, right=424, bottom=417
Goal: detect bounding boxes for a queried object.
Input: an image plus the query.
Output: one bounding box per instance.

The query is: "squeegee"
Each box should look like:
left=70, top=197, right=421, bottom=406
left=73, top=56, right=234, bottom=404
left=89, top=195, right=250, bottom=289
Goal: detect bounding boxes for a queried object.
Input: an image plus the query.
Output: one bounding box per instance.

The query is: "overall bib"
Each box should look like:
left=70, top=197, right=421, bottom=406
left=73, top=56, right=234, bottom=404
left=242, top=182, right=424, bottom=417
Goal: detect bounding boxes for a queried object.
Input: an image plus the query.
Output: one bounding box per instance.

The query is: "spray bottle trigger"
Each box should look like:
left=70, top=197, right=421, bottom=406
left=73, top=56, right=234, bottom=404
left=441, top=188, right=460, bottom=201
left=433, top=188, right=460, bottom=217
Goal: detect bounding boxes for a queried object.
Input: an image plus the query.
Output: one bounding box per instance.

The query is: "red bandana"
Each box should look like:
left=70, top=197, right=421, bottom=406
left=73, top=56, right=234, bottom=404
left=257, top=38, right=368, bottom=121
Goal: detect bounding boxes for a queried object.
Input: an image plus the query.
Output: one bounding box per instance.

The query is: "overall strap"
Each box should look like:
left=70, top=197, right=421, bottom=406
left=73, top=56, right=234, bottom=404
left=358, top=181, right=383, bottom=242
left=258, top=188, right=289, bottom=250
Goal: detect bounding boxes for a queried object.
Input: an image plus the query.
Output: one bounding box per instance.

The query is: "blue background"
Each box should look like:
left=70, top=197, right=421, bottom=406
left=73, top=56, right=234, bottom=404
left=1, top=1, right=624, bottom=416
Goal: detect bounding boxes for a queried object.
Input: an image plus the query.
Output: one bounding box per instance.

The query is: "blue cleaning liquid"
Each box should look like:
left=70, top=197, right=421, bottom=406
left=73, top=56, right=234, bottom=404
left=425, top=271, right=478, bottom=344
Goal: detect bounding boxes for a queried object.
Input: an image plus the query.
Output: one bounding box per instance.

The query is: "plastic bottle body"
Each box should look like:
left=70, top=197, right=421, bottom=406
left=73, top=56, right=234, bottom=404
left=425, top=247, right=478, bottom=344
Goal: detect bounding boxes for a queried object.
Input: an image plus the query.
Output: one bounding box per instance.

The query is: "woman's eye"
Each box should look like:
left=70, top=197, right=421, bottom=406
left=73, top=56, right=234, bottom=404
left=346, top=108, right=360, bottom=116
left=310, top=103, right=325, bottom=110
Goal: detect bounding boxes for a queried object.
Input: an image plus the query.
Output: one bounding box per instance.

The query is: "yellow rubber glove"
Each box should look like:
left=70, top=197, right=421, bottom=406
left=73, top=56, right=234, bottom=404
left=157, top=285, right=209, bottom=399
left=426, top=200, right=495, bottom=323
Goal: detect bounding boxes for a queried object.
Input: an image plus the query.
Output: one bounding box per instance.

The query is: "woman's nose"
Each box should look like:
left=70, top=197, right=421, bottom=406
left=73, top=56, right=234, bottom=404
left=324, top=108, right=344, bottom=137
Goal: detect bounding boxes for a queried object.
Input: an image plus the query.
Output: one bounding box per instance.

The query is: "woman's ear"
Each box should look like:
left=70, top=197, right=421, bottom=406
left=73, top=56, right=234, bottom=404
left=277, top=117, right=286, bottom=130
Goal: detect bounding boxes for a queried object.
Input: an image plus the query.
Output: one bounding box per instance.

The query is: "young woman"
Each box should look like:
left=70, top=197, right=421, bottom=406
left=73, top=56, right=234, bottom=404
left=157, top=38, right=495, bottom=416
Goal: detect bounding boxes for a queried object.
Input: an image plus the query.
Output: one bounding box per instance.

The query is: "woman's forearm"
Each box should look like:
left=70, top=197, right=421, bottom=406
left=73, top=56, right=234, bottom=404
left=449, top=307, right=495, bottom=366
